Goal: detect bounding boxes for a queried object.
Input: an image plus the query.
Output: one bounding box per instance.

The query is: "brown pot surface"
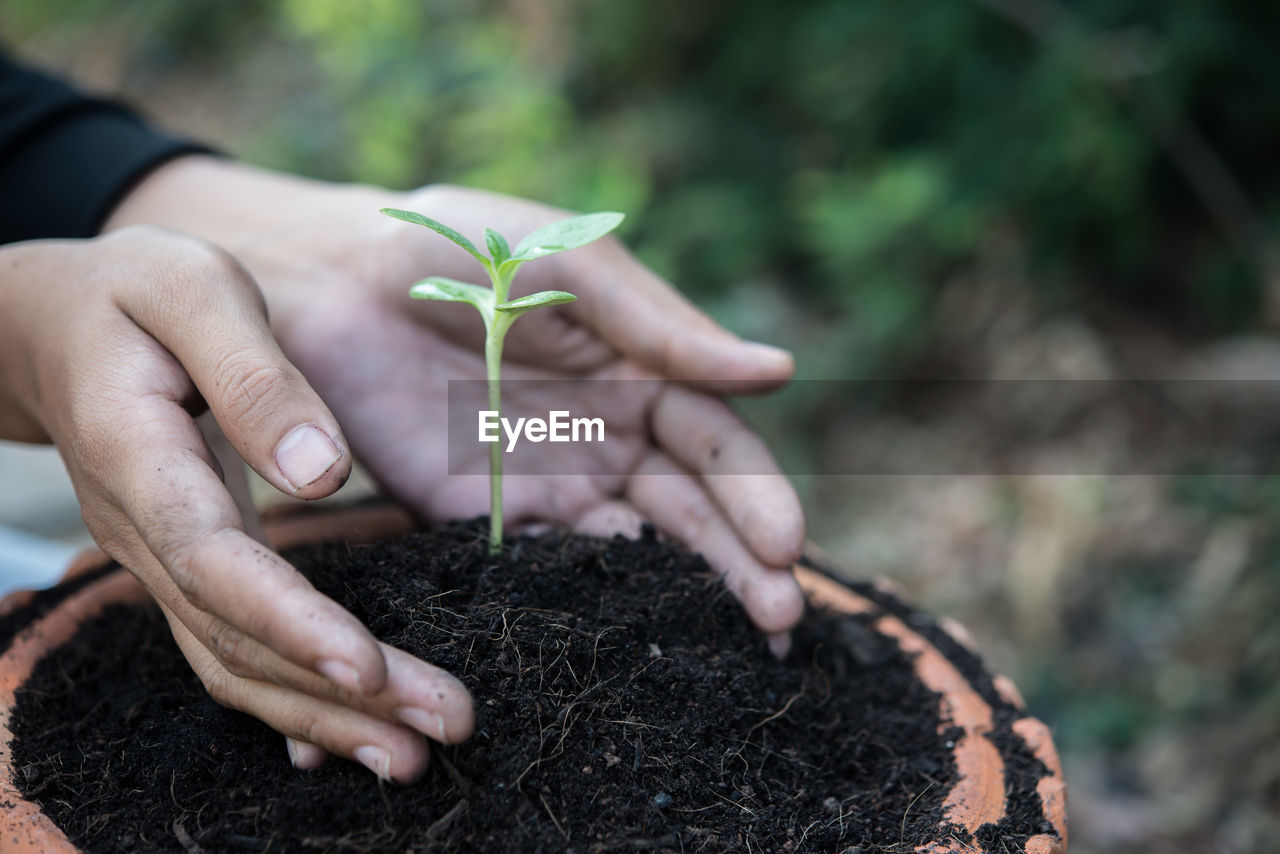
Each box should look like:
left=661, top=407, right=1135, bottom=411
left=0, top=507, right=1066, bottom=853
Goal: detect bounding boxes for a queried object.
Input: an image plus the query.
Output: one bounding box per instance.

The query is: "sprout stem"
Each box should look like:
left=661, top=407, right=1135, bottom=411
left=485, top=328, right=504, bottom=554
left=484, top=268, right=515, bottom=555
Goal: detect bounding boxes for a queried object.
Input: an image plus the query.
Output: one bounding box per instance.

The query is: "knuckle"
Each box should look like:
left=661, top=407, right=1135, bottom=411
left=705, top=422, right=744, bottom=467
left=213, top=358, right=295, bottom=425
left=101, top=223, right=173, bottom=249
left=678, top=491, right=719, bottom=540
left=297, top=710, right=325, bottom=748
left=158, top=525, right=239, bottom=603
left=195, top=663, right=236, bottom=707
left=656, top=329, right=682, bottom=374
left=61, top=398, right=123, bottom=474
left=207, top=623, right=252, bottom=676
left=163, top=542, right=202, bottom=597
left=112, top=227, right=264, bottom=317
left=79, top=511, right=132, bottom=560
left=160, top=232, right=244, bottom=281
left=110, top=226, right=239, bottom=279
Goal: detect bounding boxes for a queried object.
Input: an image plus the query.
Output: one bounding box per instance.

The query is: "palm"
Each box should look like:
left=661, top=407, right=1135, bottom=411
left=285, top=286, right=659, bottom=529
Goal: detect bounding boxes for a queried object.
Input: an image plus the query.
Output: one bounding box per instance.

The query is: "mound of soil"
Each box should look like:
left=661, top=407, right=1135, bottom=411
left=10, top=524, right=1051, bottom=852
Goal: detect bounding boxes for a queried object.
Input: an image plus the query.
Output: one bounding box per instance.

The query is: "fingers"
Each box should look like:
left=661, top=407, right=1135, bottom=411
left=111, top=411, right=475, bottom=750
left=119, top=419, right=475, bottom=781
left=286, top=737, right=329, bottom=770
left=562, top=246, right=795, bottom=393
left=162, top=609, right=434, bottom=783
left=574, top=500, right=647, bottom=539
left=649, top=385, right=805, bottom=568
left=627, top=453, right=805, bottom=635
left=107, top=228, right=350, bottom=499
left=168, top=595, right=474, bottom=744
left=101, top=394, right=390, bottom=697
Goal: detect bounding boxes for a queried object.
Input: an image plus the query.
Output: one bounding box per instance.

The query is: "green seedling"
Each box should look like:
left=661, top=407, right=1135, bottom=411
left=380, top=206, right=625, bottom=554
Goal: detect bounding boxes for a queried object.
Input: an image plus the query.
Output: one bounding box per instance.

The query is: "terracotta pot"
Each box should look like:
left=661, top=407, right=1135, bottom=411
left=0, top=507, right=1066, bottom=853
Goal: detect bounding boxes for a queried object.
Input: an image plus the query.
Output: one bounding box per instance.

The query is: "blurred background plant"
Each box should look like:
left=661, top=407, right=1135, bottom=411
left=3, top=1, right=1279, bottom=850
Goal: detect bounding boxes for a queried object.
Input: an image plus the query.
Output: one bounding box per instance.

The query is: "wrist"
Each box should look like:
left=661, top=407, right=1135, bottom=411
left=102, top=156, right=392, bottom=324
left=103, top=156, right=337, bottom=250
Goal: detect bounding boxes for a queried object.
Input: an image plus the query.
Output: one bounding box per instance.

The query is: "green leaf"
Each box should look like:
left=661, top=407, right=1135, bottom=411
left=381, top=208, right=490, bottom=268
left=495, top=289, right=578, bottom=317
left=409, top=277, right=495, bottom=317
left=510, top=212, right=624, bottom=261
left=485, top=228, right=511, bottom=265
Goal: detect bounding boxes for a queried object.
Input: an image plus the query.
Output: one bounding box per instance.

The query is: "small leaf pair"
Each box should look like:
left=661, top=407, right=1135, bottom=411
left=382, top=207, right=623, bottom=275
left=406, top=278, right=576, bottom=326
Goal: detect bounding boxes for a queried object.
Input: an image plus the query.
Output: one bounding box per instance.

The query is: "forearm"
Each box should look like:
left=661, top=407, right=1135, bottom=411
left=0, top=55, right=210, bottom=245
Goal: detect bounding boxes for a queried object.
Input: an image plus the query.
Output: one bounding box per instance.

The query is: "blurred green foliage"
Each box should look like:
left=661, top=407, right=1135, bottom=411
left=6, top=0, right=1279, bottom=368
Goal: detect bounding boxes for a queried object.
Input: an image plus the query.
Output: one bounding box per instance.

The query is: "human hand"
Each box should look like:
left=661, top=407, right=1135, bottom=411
left=107, top=160, right=807, bottom=643
left=0, top=228, right=472, bottom=781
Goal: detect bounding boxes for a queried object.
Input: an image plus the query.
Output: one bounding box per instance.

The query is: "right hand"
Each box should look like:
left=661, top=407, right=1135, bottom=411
left=0, top=227, right=473, bottom=781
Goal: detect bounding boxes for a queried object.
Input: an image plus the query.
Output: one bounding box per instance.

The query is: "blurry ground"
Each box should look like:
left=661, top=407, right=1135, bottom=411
left=800, top=345, right=1280, bottom=851
left=759, top=265, right=1280, bottom=853
left=3, top=4, right=1279, bottom=853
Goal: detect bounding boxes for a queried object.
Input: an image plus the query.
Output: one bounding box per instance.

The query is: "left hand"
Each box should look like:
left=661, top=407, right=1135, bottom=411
left=105, top=159, right=807, bottom=640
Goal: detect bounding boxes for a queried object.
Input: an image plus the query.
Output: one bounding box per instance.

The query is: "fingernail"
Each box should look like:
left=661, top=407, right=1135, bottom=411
left=318, top=659, right=363, bottom=694
left=275, top=424, right=342, bottom=491
left=354, top=745, right=392, bottom=780
left=286, top=737, right=327, bottom=770
left=397, top=706, right=447, bottom=742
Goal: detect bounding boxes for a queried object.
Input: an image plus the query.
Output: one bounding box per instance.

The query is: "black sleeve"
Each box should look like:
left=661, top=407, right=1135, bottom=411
left=0, top=53, right=214, bottom=245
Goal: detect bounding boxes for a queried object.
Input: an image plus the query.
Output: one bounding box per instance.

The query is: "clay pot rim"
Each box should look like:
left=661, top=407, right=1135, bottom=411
left=0, top=505, right=1066, bottom=854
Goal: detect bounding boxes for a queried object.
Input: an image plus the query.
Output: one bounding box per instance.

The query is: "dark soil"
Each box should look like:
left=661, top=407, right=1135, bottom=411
left=10, top=523, right=1052, bottom=852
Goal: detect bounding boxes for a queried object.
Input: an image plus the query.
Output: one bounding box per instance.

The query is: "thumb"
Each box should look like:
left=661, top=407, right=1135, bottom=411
left=115, top=232, right=350, bottom=499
